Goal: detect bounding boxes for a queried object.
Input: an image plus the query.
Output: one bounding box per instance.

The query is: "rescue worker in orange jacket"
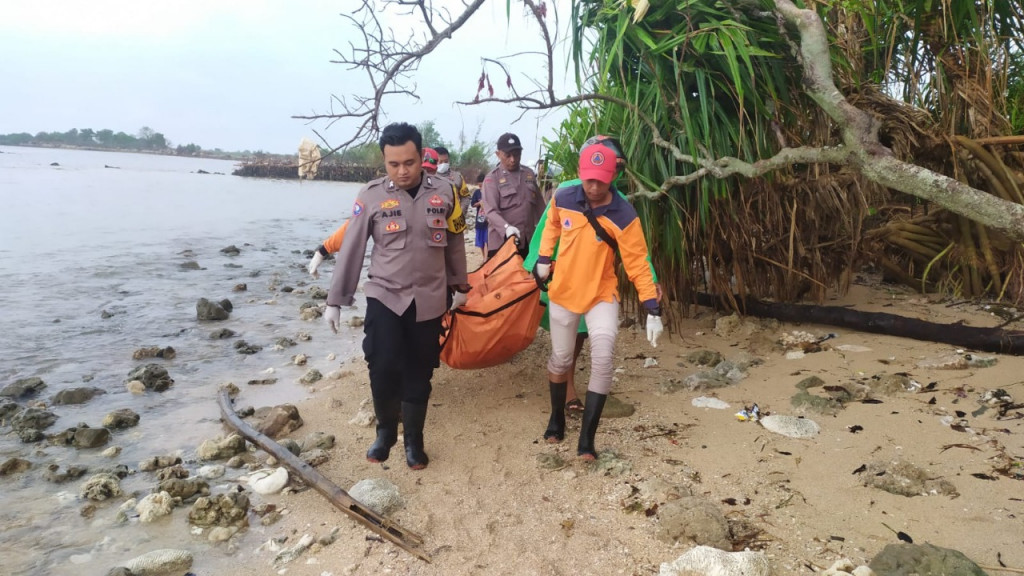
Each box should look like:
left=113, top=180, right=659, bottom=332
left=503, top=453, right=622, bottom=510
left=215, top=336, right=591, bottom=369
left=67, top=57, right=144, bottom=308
left=533, top=141, right=663, bottom=460
left=325, top=122, right=469, bottom=470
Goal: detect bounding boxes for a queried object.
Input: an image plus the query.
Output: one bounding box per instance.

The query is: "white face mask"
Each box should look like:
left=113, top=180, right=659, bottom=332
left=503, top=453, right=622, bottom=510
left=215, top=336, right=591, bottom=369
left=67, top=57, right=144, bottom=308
left=436, top=162, right=450, bottom=174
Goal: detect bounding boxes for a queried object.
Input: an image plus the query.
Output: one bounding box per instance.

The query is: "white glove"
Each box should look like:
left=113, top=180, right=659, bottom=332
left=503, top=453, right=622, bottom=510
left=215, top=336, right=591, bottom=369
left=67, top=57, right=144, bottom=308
left=504, top=224, right=521, bottom=239
left=646, top=314, right=663, bottom=348
left=324, top=305, right=341, bottom=334
left=308, top=251, right=325, bottom=279
left=451, top=290, right=468, bottom=310
left=534, top=262, right=551, bottom=281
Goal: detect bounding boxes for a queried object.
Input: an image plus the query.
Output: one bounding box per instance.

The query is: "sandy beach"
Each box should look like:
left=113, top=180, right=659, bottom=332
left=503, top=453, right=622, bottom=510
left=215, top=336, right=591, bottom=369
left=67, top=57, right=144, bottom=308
left=218, top=258, right=1024, bottom=576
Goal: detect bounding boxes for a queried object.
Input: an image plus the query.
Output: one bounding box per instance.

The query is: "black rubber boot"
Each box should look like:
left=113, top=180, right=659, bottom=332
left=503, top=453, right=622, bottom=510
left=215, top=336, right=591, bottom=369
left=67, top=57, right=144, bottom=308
left=543, top=381, right=567, bottom=443
left=366, top=396, right=400, bottom=463
left=577, top=391, right=607, bottom=460
left=402, top=402, right=429, bottom=470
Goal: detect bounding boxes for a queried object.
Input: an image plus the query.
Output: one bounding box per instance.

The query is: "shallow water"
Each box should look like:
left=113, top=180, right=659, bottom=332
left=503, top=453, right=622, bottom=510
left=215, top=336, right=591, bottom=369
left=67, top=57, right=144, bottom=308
left=0, top=146, right=367, bottom=575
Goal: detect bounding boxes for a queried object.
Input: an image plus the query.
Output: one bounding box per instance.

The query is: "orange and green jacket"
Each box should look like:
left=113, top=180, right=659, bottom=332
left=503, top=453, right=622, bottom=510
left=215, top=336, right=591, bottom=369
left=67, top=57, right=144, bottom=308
left=538, top=183, right=658, bottom=314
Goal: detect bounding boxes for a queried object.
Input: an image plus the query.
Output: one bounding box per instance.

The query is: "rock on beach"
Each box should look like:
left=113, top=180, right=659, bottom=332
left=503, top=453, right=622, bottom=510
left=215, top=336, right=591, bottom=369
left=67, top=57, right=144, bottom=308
left=120, top=548, right=193, bottom=576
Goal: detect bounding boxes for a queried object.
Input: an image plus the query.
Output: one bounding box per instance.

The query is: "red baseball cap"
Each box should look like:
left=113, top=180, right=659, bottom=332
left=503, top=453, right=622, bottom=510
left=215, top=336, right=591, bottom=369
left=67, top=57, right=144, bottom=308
left=578, top=143, right=618, bottom=184
left=422, top=148, right=439, bottom=171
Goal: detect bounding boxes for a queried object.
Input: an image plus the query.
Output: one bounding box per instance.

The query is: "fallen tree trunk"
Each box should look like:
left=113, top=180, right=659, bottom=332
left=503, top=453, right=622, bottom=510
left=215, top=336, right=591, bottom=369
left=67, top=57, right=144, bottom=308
left=217, top=390, right=431, bottom=562
left=695, top=293, right=1024, bottom=355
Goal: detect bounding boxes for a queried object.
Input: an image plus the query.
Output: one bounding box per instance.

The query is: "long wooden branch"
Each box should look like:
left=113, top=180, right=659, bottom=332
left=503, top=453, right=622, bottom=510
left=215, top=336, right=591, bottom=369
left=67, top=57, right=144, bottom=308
left=217, top=390, right=431, bottom=562
left=695, top=293, right=1024, bottom=355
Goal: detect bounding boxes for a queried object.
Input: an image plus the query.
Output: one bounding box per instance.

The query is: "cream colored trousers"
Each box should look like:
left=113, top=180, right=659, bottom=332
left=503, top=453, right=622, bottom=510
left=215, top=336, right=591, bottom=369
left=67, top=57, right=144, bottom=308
left=546, top=299, right=619, bottom=395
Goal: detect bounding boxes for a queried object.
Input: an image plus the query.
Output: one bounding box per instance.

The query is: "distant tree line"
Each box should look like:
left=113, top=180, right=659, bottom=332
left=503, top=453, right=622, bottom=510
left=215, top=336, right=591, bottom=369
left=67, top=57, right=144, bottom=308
left=0, top=127, right=268, bottom=160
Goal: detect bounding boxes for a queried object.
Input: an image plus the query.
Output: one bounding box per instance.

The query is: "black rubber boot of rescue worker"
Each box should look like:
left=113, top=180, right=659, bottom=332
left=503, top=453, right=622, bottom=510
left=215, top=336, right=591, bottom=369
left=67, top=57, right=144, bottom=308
left=577, top=391, right=607, bottom=460
left=402, top=402, right=430, bottom=470
left=366, top=396, right=400, bottom=463
left=543, top=381, right=567, bottom=443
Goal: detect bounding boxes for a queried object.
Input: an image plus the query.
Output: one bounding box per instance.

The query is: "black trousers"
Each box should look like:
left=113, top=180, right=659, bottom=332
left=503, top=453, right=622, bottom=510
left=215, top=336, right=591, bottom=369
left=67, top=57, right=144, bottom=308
left=362, top=298, right=443, bottom=405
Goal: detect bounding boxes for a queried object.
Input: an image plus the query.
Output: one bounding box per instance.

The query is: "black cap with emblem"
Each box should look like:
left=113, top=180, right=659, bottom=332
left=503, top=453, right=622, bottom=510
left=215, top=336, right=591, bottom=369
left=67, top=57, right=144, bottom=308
left=496, top=133, right=523, bottom=153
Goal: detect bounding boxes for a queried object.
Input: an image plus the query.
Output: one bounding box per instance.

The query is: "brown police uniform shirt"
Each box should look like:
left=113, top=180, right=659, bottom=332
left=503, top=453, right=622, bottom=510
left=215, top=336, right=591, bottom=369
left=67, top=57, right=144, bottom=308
left=327, top=174, right=468, bottom=322
left=481, top=165, right=545, bottom=246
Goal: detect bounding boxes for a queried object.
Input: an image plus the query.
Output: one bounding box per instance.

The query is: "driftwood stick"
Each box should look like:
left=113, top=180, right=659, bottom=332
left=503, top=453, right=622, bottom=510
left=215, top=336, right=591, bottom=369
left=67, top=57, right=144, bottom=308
left=695, top=293, right=1024, bottom=355
left=217, top=389, right=431, bottom=562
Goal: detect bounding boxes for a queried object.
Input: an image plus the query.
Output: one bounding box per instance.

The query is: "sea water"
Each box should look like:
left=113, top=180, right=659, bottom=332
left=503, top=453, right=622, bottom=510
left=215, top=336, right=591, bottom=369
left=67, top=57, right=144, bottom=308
left=0, top=145, right=365, bottom=575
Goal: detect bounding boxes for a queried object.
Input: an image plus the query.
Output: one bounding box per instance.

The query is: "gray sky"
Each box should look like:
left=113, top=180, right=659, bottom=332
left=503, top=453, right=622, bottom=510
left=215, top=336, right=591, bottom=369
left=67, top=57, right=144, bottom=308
left=0, top=1, right=572, bottom=160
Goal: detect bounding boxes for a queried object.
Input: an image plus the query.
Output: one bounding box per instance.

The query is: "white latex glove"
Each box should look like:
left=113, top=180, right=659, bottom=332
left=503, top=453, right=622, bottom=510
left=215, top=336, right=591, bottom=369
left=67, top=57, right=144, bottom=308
left=534, top=262, right=551, bottom=281
left=450, top=290, right=468, bottom=310
left=308, top=251, right=325, bottom=279
left=504, top=224, right=521, bottom=239
left=646, top=314, right=664, bottom=348
left=324, top=305, right=341, bottom=334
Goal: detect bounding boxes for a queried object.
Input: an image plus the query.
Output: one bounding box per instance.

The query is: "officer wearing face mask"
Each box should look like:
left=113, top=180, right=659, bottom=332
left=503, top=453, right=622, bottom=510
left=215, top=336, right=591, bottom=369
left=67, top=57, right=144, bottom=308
left=433, top=146, right=469, bottom=206
left=480, top=132, right=545, bottom=259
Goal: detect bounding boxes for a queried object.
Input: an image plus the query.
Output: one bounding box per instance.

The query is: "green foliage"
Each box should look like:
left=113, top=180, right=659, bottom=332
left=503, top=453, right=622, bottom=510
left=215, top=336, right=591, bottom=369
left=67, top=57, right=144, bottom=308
left=418, top=121, right=452, bottom=152
left=561, top=0, right=816, bottom=299
left=452, top=140, right=492, bottom=179
left=337, top=142, right=382, bottom=165
left=558, top=0, right=1024, bottom=304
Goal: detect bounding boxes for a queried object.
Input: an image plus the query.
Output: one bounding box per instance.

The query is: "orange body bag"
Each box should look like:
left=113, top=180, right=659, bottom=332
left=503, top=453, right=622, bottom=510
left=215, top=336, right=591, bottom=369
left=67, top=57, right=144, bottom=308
left=440, top=237, right=545, bottom=369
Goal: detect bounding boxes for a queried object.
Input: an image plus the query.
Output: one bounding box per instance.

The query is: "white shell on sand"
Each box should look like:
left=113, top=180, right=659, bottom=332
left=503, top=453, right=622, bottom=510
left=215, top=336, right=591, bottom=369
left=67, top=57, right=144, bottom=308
left=821, top=558, right=876, bottom=576
left=660, top=545, right=770, bottom=576
left=760, top=414, right=820, bottom=438
left=122, top=548, right=193, bottom=576
left=691, top=396, right=730, bottom=409
left=247, top=467, right=289, bottom=494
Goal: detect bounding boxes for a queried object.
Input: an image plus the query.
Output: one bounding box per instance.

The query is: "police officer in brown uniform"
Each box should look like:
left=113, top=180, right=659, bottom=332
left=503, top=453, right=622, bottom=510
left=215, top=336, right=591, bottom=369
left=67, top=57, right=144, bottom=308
left=481, top=132, right=545, bottom=259
left=325, top=122, right=468, bottom=470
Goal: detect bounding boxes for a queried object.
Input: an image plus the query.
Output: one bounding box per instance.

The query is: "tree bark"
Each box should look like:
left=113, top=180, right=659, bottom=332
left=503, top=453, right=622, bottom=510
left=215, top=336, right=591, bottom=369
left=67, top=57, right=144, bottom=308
left=696, top=293, right=1024, bottom=355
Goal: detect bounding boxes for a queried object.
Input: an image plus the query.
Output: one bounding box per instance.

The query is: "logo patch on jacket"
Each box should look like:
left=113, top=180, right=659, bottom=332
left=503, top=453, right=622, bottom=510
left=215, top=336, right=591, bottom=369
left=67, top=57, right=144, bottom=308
left=352, top=201, right=364, bottom=217
left=380, top=199, right=400, bottom=210
left=429, top=194, right=444, bottom=207
left=385, top=221, right=400, bottom=233
left=431, top=217, right=445, bottom=228
left=431, top=231, right=444, bottom=243
left=563, top=218, right=572, bottom=229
